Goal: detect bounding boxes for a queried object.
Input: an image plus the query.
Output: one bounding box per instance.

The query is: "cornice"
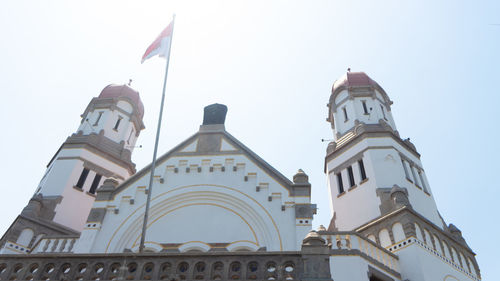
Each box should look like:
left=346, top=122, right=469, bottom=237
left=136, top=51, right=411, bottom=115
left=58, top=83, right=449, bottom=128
left=324, top=123, right=420, bottom=173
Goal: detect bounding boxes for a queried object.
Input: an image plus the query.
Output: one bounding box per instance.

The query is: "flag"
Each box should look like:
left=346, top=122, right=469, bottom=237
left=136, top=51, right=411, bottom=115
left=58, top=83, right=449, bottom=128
left=141, top=20, right=174, bottom=63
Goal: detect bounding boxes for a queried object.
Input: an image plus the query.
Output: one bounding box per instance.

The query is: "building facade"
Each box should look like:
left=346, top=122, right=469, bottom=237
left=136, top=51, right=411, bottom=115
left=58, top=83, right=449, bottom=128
left=0, top=72, right=480, bottom=281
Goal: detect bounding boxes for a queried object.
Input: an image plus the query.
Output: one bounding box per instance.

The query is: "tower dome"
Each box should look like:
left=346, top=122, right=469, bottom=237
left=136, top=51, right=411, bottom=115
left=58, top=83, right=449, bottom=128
left=327, top=71, right=396, bottom=140
left=99, top=84, right=144, bottom=119
left=332, top=71, right=380, bottom=95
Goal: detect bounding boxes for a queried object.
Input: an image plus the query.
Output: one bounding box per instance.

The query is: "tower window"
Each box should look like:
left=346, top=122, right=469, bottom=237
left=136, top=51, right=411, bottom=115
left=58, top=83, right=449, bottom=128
left=418, top=170, right=428, bottom=193
left=89, top=174, right=102, bottom=194
left=127, top=128, right=134, bottom=144
left=342, top=107, right=348, bottom=122
left=93, top=112, right=103, bottom=126
left=362, top=101, right=369, bottom=115
left=76, top=168, right=90, bottom=189
left=114, top=116, right=123, bottom=130
left=336, top=173, right=344, bottom=194
left=410, top=165, right=420, bottom=187
left=380, top=105, right=387, bottom=120
left=402, top=160, right=411, bottom=180
left=347, top=166, right=355, bottom=187
left=358, top=159, right=367, bottom=181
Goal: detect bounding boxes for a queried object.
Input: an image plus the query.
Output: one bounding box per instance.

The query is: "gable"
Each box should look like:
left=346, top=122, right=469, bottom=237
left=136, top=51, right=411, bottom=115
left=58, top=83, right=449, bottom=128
left=110, top=124, right=308, bottom=198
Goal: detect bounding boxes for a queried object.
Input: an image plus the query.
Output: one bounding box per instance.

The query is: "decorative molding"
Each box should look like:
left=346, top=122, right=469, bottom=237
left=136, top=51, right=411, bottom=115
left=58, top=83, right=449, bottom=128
left=57, top=156, right=124, bottom=180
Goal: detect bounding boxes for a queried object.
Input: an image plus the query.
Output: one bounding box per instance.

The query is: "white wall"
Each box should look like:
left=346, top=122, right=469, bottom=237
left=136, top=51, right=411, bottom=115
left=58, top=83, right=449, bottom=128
left=395, top=241, right=478, bottom=281
left=77, top=151, right=312, bottom=253
left=330, top=255, right=402, bottom=281
left=326, top=136, right=443, bottom=230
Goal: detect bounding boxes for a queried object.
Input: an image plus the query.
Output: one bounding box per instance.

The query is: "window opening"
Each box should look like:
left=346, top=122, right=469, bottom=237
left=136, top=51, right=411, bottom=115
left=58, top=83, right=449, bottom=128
left=402, top=160, right=410, bottom=179
left=127, top=128, right=134, bottom=144
left=410, top=165, right=419, bottom=186
left=89, top=174, right=102, bottom=194
left=114, top=116, right=122, bottom=130
left=418, top=170, right=428, bottom=193
left=93, top=112, right=103, bottom=126
left=358, top=159, right=367, bottom=181
left=362, top=101, right=369, bottom=114
left=336, top=173, right=344, bottom=194
left=380, top=105, right=387, bottom=120
left=347, top=166, right=355, bottom=187
left=342, top=107, right=348, bottom=121
left=76, top=168, right=90, bottom=189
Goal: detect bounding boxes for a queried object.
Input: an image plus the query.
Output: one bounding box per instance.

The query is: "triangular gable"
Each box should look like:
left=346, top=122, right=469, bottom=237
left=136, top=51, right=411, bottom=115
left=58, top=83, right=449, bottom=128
left=178, top=138, right=198, bottom=152
left=109, top=126, right=296, bottom=197
left=220, top=138, right=238, bottom=151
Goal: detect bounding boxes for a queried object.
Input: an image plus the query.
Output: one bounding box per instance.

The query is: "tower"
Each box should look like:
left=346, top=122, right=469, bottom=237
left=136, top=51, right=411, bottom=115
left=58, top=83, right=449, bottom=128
left=0, top=84, right=144, bottom=254
left=325, top=71, right=480, bottom=280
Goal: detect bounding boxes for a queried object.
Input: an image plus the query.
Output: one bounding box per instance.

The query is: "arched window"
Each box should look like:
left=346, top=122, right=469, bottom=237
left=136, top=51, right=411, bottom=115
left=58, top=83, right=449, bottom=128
left=423, top=229, right=432, bottom=246
left=265, top=262, right=277, bottom=280
left=126, top=262, right=138, bottom=280
left=159, top=262, right=172, bottom=280
left=451, top=247, right=459, bottom=263
left=211, top=262, right=224, bottom=280
left=442, top=241, right=450, bottom=258
left=433, top=235, right=442, bottom=254
left=141, top=263, right=154, bottom=280
left=16, top=228, right=34, bottom=247
left=193, top=262, right=206, bottom=280
left=468, top=258, right=476, bottom=275
left=459, top=253, right=466, bottom=268
left=378, top=229, right=391, bottom=247
left=229, top=262, right=241, bottom=280
left=283, top=262, right=295, bottom=280
left=246, top=262, right=258, bottom=280
left=392, top=223, right=405, bottom=243
left=414, top=223, right=423, bottom=241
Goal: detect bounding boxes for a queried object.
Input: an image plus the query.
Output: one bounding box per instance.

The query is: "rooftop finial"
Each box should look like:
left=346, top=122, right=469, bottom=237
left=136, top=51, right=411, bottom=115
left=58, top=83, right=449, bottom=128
left=128, top=79, right=132, bottom=86
left=347, top=68, right=351, bottom=72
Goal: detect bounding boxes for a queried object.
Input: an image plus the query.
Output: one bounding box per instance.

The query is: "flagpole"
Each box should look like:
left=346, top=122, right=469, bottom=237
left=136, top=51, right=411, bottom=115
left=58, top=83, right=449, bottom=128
left=139, top=14, right=176, bottom=253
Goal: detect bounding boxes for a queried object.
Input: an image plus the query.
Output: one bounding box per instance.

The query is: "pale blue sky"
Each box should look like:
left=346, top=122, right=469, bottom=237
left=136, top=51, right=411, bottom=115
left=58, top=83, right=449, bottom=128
left=0, top=0, right=498, bottom=278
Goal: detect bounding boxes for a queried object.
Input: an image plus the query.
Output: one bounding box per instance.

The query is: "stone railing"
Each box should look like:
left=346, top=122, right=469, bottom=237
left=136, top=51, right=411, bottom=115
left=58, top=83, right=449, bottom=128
left=31, top=236, right=79, bottom=254
left=319, top=231, right=400, bottom=275
left=0, top=251, right=315, bottom=281
left=388, top=237, right=480, bottom=281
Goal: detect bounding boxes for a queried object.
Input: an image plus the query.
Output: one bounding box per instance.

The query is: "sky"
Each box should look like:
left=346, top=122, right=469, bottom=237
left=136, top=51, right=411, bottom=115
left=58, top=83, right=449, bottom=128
left=0, top=0, right=498, bottom=279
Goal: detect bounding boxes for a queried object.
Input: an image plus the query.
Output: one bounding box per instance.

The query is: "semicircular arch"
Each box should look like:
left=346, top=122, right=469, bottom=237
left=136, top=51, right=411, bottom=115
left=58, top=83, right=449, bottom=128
left=105, top=184, right=283, bottom=253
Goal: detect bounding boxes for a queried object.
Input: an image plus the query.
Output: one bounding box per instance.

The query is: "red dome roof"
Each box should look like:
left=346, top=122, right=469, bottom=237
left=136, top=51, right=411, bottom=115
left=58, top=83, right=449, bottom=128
left=332, top=72, right=378, bottom=93
left=99, top=84, right=144, bottom=119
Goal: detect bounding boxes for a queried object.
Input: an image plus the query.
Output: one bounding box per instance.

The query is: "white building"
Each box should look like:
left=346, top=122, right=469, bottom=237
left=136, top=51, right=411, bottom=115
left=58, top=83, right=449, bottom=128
left=0, top=72, right=480, bottom=281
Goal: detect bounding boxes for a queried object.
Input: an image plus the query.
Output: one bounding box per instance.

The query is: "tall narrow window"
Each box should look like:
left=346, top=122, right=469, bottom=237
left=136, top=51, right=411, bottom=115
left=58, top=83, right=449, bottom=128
left=347, top=166, right=355, bottom=187
left=127, top=128, right=134, bottom=144
left=410, top=165, right=419, bottom=187
left=89, top=174, right=102, bottom=194
left=76, top=168, right=90, bottom=189
left=402, top=160, right=410, bottom=180
left=336, top=173, right=344, bottom=194
left=358, top=159, right=367, bottom=181
left=93, top=112, right=103, bottom=126
left=380, top=105, right=387, bottom=120
left=113, top=116, right=122, bottom=130
left=362, top=101, right=369, bottom=114
left=342, top=107, right=348, bottom=122
left=418, top=170, right=428, bottom=193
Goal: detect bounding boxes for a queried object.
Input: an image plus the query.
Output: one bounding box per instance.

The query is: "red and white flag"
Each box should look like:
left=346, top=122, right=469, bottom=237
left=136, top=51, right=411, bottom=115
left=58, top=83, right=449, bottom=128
left=141, top=20, right=174, bottom=63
